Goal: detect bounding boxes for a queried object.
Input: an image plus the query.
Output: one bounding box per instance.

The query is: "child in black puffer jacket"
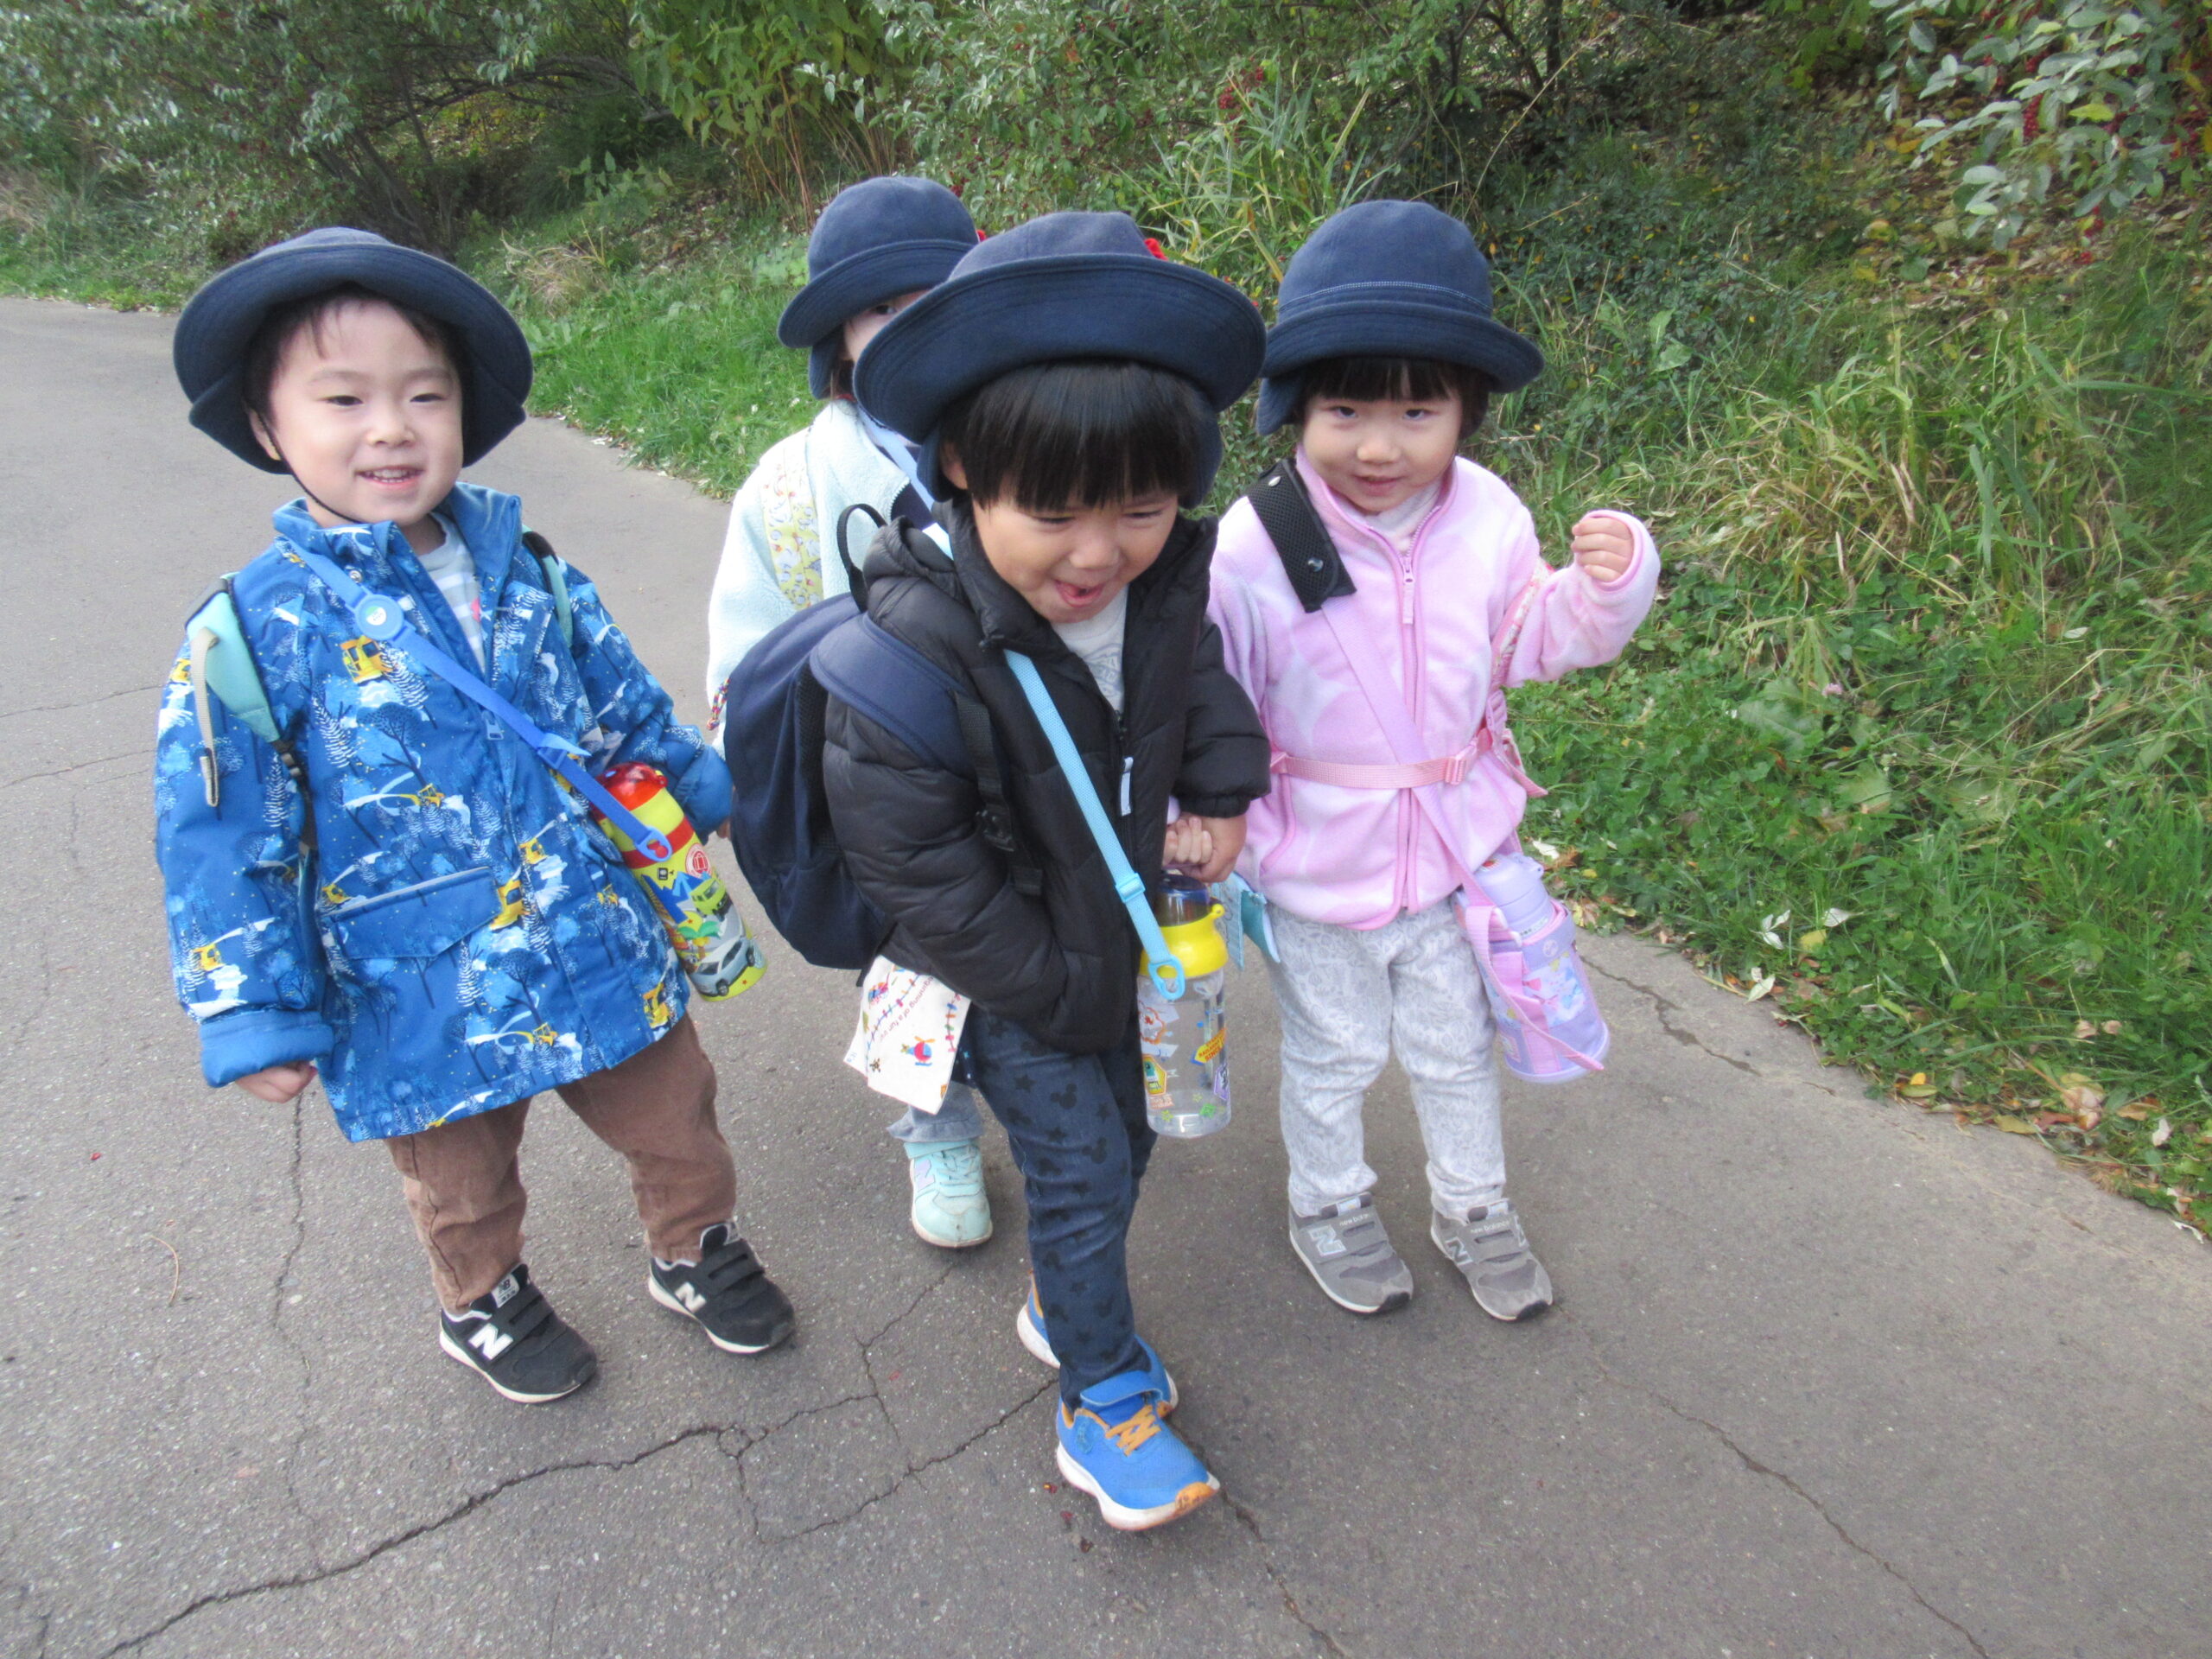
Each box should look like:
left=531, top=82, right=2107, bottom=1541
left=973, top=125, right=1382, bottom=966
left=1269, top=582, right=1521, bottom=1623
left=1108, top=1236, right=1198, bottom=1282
left=825, top=211, right=1270, bottom=1532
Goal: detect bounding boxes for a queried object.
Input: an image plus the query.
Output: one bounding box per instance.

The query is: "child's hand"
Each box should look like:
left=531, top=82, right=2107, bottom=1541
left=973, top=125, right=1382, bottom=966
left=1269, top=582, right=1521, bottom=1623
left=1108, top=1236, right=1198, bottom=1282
left=1163, top=817, right=1212, bottom=873
left=237, top=1062, right=318, bottom=1104
left=1571, top=512, right=1637, bottom=583
left=1166, top=814, right=1246, bottom=885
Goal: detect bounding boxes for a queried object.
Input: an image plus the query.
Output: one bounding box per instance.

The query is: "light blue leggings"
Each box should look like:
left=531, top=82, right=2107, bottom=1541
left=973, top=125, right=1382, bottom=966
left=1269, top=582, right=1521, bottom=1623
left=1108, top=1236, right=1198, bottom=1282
left=885, top=1079, right=986, bottom=1145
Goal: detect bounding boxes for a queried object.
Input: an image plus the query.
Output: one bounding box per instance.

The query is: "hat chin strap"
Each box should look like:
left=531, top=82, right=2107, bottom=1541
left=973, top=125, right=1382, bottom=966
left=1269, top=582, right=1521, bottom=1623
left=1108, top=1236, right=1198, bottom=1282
left=264, top=437, right=374, bottom=535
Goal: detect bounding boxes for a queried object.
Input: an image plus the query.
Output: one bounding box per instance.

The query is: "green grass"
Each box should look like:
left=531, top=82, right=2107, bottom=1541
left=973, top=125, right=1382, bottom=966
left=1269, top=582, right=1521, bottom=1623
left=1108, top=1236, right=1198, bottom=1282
left=473, top=211, right=817, bottom=493
left=0, top=173, right=215, bottom=308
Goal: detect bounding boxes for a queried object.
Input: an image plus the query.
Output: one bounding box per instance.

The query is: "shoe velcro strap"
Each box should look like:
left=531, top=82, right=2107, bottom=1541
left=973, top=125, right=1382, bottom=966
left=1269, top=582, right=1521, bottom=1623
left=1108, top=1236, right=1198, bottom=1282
left=696, top=1236, right=766, bottom=1296
left=488, top=1281, right=555, bottom=1344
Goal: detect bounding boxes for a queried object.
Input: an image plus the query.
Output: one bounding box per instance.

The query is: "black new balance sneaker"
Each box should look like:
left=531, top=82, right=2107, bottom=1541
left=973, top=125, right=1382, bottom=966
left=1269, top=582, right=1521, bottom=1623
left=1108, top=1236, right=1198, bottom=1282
left=648, top=1223, right=796, bottom=1354
left=438, top=1264, right=598, bottom=1403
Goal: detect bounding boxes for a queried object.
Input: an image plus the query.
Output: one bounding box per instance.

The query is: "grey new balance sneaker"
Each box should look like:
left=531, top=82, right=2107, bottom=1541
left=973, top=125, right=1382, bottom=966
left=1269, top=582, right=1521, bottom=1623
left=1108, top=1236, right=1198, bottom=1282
left=1287, top=1196, right=1414, bottom=1314
left=1431, top=1200, right=1554, bottom=1321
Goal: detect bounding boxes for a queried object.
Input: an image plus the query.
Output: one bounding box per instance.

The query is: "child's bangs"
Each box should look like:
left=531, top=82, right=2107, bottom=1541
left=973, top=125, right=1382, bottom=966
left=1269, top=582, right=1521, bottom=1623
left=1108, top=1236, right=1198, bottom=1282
left=1302, top=355, right=1465, bottom=407
left=1298, top=354, right=1493, bottom=435
left=243, top=283, right=461, bottom=423
left=941, top=361, right=1207, bottom=512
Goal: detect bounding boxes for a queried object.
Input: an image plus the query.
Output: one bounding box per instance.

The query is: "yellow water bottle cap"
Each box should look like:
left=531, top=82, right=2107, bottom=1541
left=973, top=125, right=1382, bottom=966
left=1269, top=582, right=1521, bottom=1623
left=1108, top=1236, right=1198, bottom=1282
left=1160, top=905, right=1229, bottom=978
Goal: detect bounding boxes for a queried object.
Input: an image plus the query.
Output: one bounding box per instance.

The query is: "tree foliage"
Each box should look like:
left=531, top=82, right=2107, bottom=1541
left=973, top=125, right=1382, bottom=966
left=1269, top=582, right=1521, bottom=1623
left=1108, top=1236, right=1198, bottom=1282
left=1871, top=0, right=2209, bottom=244
left=0, top=0, right=639, bottom=252
left=630, top=0, right=902, bottom=205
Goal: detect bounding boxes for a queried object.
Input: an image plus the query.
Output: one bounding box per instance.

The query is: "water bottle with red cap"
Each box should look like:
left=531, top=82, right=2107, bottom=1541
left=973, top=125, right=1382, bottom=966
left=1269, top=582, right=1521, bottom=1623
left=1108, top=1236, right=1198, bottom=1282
left=591, top=763, right=765, bottom=1000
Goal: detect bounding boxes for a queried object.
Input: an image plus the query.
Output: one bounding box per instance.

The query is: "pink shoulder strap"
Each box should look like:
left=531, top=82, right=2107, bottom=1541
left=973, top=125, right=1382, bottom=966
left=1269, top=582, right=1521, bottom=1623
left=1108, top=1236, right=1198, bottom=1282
left=1492, top=569, right=1546, bottom=676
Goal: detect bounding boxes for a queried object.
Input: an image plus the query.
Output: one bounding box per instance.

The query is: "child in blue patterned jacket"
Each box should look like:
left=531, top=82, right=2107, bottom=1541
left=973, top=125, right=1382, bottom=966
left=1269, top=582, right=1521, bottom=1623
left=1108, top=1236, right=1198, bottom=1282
left=156, top=228, right=795, bottom=1404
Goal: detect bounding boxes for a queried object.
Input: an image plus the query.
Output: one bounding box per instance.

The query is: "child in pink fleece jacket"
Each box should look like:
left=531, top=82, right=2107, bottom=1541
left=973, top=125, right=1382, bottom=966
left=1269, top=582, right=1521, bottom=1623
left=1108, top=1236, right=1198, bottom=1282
left=1209, top=200, right=1658, bottom=1323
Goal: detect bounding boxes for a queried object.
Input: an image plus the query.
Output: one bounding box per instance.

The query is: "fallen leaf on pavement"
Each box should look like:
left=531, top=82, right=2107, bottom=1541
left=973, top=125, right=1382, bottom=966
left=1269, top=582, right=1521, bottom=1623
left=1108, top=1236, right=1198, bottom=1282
left=1993, top=1114, right=2039, bottom=1135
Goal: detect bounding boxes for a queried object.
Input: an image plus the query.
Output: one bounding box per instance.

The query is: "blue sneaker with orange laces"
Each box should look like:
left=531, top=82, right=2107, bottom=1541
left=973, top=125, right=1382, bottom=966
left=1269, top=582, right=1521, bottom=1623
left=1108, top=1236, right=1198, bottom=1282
left=1055, top=1370, right=1219, bottom=1531
left=1016, top=1282, right=1178, bottom=1411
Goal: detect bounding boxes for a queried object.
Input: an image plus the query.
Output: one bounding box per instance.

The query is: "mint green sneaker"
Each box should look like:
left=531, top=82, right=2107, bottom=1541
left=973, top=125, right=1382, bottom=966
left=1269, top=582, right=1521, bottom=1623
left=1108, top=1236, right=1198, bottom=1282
left=905, top=1139, right=992, bottom=1249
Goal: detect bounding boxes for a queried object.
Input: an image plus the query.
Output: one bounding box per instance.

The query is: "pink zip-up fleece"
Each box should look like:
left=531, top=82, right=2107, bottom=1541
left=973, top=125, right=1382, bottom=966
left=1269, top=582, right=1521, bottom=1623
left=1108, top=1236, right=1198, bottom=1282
left=1208, top=448, right=1660, bottom=929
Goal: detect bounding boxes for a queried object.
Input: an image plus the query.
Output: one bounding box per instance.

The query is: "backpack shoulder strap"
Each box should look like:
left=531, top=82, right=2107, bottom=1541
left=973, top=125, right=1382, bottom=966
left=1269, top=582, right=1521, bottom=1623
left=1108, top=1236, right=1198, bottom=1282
left=186, top=579, right=280, bottom=746
left=808, top=615, right=1042, bottom=896
left=519, top=529, right=574, bottom=649
left=810, top=614, right=970, bottom=772
left=835, top=502, right=885, bottom=603
left=1245, top=459, right=1356, bottom=613
left=182, top=577, right=315, bottom=845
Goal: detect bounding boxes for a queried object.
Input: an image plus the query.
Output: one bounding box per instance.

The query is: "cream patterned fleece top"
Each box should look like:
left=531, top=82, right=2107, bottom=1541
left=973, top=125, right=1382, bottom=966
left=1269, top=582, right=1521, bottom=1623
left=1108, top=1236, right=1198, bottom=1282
left=704, top=399, right=910, bottom=735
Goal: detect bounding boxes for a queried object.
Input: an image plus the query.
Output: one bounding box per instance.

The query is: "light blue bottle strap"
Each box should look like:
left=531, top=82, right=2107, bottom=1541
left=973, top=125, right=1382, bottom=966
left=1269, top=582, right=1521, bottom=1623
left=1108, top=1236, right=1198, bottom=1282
left=855, top=404, right=936, bottom=505
left=1003, top=651, right=1183, bottom=1000
left=289, top=548, right=673, bottom=862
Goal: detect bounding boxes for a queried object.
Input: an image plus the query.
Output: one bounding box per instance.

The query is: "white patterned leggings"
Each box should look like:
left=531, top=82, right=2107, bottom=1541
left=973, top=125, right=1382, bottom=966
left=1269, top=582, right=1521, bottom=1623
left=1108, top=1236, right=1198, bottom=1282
left=1266, top=897, right=1508, bottom=1219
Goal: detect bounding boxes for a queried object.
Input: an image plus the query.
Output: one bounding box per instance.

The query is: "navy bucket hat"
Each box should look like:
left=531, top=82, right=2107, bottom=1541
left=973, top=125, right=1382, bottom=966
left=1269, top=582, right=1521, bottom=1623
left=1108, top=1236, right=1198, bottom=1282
left=852, top=210, right=1265, bottom=505
left=1255, top=200, right=1543, bottom=435
left=777, top=176, right=978, bottom=398
left=173, top=226, right=532, bottom=474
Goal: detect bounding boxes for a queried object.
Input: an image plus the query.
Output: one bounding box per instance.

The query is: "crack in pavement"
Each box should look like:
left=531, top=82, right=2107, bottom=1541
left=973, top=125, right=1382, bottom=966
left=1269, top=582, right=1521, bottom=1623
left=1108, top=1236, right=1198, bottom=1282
left=1219, top=1493, right=1350, bottom=1657
left=855, top=1261, right=959, bottom=1461
left=1569, top=1319, right=1993, bottom=1659
left=91, top=1265, right=999, bottom=1649
left=1586, top=958, right=1766, bottom=1079
left=743, top=1378, right=1058, bottom=1545
left=268, top=1098, right=318, bottom=1555
left=1593, top=947, right=2212, bottom=1287
left=733, top=1268, right=1050, bottom=1545
left=0, top=683, right=165, bottom=724
left=93, top=1427, right=734, bottom=1658
left=3, top=1579, right=54, bottom=1659
left=1169, top=1425, right=1350, bottom=1658
left=0, top=749, right=154, bottom=794
left=8, top=932, right=49, bottom=1057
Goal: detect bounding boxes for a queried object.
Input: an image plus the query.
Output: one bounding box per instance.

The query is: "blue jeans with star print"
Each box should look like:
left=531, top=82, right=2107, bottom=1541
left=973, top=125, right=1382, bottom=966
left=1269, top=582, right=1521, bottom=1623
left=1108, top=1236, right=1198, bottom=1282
left=956, top=1006, right=1154, bottom=1406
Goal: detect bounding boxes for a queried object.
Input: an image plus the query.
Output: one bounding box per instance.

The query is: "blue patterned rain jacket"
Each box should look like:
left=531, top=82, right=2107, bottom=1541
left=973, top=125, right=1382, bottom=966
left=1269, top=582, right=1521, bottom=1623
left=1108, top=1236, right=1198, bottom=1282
left=154, top=483, right=734, bottom=1141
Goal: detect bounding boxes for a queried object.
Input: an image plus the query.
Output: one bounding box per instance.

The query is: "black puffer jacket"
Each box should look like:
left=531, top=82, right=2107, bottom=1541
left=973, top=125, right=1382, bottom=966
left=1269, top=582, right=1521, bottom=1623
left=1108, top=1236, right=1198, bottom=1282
left=822, top=503, right=1270, bottom=1053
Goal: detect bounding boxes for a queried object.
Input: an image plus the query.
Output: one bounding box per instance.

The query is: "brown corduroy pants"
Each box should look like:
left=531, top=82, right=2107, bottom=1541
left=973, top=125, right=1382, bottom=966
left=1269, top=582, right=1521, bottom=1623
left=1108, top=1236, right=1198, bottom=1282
left=385, top=1017, right=735, bottom=1313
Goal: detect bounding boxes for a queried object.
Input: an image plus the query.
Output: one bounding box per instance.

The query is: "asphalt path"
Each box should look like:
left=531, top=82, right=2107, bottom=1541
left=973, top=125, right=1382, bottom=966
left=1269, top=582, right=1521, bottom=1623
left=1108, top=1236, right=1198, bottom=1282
left=3, top=295, right=2209, bottom=1659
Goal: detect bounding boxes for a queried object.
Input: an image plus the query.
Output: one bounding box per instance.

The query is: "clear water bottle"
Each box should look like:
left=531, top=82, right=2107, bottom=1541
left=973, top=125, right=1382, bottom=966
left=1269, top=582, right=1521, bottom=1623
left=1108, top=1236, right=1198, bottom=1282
left=1137, top=874, right=1232, bottom=1137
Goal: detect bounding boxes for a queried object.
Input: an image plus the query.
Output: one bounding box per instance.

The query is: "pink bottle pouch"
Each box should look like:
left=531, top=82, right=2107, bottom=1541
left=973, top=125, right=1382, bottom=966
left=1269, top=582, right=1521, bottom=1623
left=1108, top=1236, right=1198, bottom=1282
left=1459, top=884, right=1610, bottom=1084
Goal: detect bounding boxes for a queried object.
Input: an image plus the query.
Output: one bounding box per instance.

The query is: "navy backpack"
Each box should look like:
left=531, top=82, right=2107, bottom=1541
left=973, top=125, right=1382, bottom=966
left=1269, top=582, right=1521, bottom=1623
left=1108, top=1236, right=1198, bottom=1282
left=720, top=507, right=1036, bottom=971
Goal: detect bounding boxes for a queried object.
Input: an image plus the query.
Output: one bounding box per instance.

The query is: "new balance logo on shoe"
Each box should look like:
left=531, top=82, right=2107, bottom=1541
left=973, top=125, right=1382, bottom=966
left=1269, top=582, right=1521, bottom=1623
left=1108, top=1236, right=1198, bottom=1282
left=1308, top=1224, right=1348, bottom=1258
left=672, top=1282, right=707, bottom=1313
left=467, top=1322, right=515, bottom=1361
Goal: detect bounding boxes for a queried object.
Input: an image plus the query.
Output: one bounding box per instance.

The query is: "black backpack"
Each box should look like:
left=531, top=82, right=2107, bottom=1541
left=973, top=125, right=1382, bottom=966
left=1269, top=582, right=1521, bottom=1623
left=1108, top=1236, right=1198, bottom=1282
left=718, top=508, right=1036, bottom=970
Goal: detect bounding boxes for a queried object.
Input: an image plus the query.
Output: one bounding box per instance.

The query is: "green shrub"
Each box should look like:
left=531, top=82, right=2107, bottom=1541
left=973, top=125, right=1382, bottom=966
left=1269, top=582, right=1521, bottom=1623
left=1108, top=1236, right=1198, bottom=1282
left=1870, top=0, right=2210, bottom=245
